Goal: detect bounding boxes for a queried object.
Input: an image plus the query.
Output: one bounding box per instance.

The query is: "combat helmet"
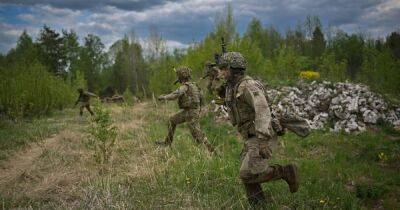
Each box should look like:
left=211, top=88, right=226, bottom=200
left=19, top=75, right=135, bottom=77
left=219, top=52, right=247, bottom=70
left=174, top=66, right=192, bottom=84
left=202, top=60, right=217, bottom=79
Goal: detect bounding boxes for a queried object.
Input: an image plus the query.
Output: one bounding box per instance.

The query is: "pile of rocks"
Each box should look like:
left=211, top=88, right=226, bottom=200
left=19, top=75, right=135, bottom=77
left=267, top=81, right=400, bottom=133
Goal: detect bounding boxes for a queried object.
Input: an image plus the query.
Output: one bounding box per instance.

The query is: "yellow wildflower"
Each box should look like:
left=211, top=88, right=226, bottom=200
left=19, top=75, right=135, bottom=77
left=299, top=71, right=320, bottom=79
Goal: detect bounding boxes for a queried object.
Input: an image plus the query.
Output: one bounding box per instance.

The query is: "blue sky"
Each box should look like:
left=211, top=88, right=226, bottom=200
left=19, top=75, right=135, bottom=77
left=1, top=0, right=399, bottom=54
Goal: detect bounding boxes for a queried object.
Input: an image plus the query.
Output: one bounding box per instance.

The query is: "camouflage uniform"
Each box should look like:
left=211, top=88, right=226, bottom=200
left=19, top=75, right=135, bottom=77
left=157, top=67, right=214, bottom=153
left=203, top=61, right=226, bottom=98
left=75, top=89, right=97, bottom=116
left=220, top=52, right=299, bottom=206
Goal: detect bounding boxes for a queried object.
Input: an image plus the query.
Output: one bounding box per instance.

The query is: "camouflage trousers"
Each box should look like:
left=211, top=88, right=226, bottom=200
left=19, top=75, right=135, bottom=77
left=79, top=102, right=94, bottom=116
left=238, top=128, right=284, bottom=205
left=165, top=109, right=214, bottom=152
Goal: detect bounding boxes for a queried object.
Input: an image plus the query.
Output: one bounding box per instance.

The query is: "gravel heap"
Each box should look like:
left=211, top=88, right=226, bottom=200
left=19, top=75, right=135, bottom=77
left=267, top=81, right=400, bottom=133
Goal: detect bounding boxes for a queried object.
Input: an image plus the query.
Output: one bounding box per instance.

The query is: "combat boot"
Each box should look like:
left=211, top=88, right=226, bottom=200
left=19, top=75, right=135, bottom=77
left=244, top=183, right=266, bottom=207
left=282, top=164, right=299, bottom=193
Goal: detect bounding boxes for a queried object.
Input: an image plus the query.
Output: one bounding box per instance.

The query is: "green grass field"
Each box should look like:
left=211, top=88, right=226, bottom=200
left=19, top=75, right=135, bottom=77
left=0, top=102, right=399, bottom=209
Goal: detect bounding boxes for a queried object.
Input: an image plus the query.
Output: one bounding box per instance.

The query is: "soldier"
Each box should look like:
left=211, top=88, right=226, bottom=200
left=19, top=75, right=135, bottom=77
left=74, top=88, right=97, bottom=116
left=217, top=52, right=299, bottom=206
left=202, top=61, right=226, bottom=105
left=155, top=66, right=215, bottom=153
left=203, top=61, right=220, bottom=92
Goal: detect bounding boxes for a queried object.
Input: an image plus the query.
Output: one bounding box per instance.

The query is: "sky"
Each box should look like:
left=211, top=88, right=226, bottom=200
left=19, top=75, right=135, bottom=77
left=0, top=0, right=399, bottom=54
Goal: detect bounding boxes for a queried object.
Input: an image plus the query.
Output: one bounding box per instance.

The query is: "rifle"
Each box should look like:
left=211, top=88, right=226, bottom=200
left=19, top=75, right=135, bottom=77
left=202, top=37, right=227, bottom=80
left=213, top=37, right=227, bottom=67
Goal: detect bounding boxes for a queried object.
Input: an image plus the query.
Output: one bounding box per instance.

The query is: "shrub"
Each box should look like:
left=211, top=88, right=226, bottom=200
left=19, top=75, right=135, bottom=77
left=87, top=101, right=118, bottom=164
left=0, top=62, right=76, bottom=119
left=123, top=87, right=135, bottom=106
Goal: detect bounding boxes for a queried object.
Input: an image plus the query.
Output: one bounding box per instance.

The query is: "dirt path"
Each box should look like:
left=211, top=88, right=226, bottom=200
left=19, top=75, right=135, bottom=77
left=0, top=102, right=152, bottom=207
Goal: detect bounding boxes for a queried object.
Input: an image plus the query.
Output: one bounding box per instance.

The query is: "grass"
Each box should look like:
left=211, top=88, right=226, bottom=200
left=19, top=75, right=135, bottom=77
left=0, top=101, right=399, bottom=209
left=0, top=108, right=81, bottom=162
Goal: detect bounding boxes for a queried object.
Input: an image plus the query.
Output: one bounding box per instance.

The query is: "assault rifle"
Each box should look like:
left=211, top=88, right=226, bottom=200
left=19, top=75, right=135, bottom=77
left=202, top=37, right=227, bottom=80
left=202, top=37, right=227, bottom=99
left=214, top=37, right=227, bottom=66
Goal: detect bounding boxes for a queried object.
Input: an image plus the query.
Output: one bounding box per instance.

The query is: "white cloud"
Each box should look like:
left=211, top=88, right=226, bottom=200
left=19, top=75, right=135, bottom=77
left=165, top=39, right=189, bottom=49
left=1, top=0, right=400, bottom=53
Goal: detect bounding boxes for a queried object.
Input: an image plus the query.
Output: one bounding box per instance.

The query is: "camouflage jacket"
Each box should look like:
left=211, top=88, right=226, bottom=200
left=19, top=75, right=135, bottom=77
left=225, top=75, right=275, bottom=139
left=76, top=91, right=97, bottom=103
left=162, top=82, right=202, bottom=109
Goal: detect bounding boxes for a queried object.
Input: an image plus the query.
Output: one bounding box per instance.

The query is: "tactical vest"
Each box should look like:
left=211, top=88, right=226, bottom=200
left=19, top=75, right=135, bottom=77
left=225, top=76, right=254, bottom=126
left=226, top=76, right=310, bottom=137
left=178, top=82, right=201, bottom=109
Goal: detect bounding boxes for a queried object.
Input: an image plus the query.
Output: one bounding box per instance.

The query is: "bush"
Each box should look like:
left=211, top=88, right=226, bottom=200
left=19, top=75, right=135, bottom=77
left=87, top=101, right=118, bottom=164
left=319, top=53, right=347, bottom=82
left=123, top=88, right=135, bottom=105
left=0, top=62, right=76, bottom=119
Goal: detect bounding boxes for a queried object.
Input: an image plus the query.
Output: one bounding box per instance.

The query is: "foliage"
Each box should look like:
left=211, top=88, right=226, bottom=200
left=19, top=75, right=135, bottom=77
left=87, top=101, right=118, bottom=164
left=109, top=36, right=147, bottom=96
left=0, top=62, right=75, bottom=119
left=77, top=34, right=108, bottom=92
left=122, top=88, right=135, bottom=106
left=319, top=53, right=347, bottom=82
left=37, top=25, right=67, bottom=77
left=1, top=9, right=400, bottom=121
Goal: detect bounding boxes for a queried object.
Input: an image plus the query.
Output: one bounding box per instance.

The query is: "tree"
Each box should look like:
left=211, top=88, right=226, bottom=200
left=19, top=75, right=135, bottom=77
left=266, top=26, right=283, bottom=58
left=328, top=32, right=364, bottom=79
left=212, top=3, right=237, bottom=43
left=78, top=34, right=107, bottom=91
left=304, top=15, right=322, bottom=39
left=37, top=25, right=67, bottom=77
left=385, top=31, right=400, bottom=59
left=146, top=26, right=166, bottom=60
left=7, top=30, right=39, bottom=66
left=311, top=26, right=326, bottom=58
left=245, top=18, right=272, bottom=58
left=285, top=23, right=306, bottom=55
left=245, top=18, right=263, bottom=43
left=62, top=29, right=80, bottom=77
left=109, top=36, right=146, bottom=96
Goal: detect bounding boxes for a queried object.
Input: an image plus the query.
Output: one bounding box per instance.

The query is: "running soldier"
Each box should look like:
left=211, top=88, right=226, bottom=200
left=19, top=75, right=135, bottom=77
left=75, top=88, right=97, bottom=116
left=218, top=52, right=299, bottom=206
left=155, top=66, right=215, bottom=153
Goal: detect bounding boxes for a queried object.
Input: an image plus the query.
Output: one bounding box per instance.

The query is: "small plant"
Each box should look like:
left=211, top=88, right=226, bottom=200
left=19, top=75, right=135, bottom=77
left=123, top=87, right=135, bottom=106
left=87, top=101, right=118, bottom=164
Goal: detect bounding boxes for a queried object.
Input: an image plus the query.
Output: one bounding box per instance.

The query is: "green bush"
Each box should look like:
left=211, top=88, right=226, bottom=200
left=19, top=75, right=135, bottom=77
left=0, top=62, right=76, bottom=119
left=87, top=101, right=118, bottom=164
left=123, top=87, right=135, bottom=105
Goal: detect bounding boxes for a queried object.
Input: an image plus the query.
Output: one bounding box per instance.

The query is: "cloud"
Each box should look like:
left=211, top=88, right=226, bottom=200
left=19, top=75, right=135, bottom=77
left=0, top=22, right=40, bottom=53
left=165, top=39, right=189, bottom=49
left=0, top=0, right=181, bottom=11
left=1, top=0, right=399, bottom=54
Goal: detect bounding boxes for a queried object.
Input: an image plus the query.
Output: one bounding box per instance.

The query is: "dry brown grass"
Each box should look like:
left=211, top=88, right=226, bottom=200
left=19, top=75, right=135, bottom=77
left=0, top=102, right=167, bottom=208
left=0, top=130, right=94, bottom=206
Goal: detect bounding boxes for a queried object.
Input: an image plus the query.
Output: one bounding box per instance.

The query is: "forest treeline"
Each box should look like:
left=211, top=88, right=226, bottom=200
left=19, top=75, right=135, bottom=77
left=1, top=6, right=399, bottom=119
